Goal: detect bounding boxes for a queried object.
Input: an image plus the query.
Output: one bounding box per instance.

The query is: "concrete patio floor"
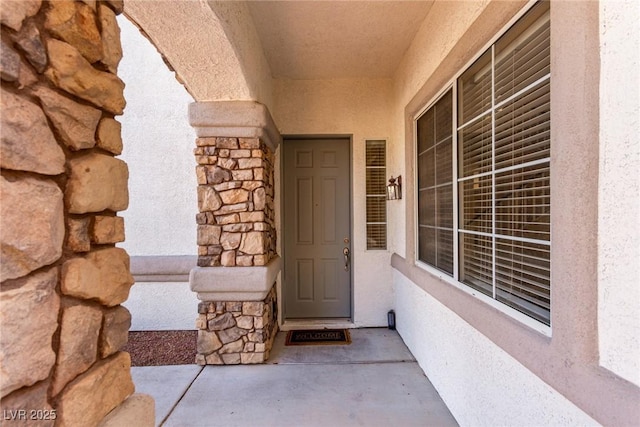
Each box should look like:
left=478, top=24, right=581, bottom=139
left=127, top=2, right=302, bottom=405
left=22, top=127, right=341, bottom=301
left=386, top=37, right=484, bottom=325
left=132, top=328, right=458, bottom=427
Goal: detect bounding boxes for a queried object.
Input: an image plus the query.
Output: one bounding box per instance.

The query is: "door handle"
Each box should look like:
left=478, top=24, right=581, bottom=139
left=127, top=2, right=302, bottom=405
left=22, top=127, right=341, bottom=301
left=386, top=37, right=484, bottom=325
left=343, top=247, right=350, bottom=271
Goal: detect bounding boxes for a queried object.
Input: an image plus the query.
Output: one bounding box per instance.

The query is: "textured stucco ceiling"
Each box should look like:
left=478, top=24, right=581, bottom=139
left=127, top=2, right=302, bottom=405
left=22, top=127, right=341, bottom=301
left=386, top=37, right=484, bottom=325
left=123, top=1, right=435, bottom=100
left=247, top=1, right=434, bottom=79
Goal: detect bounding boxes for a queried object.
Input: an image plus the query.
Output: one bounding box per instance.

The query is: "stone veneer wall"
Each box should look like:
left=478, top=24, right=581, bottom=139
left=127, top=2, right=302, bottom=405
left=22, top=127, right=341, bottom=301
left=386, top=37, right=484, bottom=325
left=195, top=286, right=277, bottom=365
left=194, top=137, right=277, bottom=268
left=1, top=1, right=151, bottom=425
left=191, top=128, right=280, bottom=365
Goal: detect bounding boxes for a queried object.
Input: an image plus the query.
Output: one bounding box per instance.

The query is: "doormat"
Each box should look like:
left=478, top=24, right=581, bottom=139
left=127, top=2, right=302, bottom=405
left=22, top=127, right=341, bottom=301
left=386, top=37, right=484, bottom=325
left=122, top=330, right=197, bottom=366
left=285, top=329, right=351, bottom=346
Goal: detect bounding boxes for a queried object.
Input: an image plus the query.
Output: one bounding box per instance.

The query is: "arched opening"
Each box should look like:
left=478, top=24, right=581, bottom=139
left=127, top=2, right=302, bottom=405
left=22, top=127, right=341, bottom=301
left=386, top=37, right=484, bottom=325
left=2, top=1, right=637, bottom=425
left=116, top=13, right=199, bottom=366
left=118, top=1, right=283, bottom=373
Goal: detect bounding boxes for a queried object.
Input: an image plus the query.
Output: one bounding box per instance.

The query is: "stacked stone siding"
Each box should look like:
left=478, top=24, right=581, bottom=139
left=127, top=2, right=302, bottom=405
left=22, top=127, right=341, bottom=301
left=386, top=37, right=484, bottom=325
left=195, top=286, right=278, bottom=365
left=190, top=110, right=281, bottom=365
left=194, top=137, right=276, bottom=267
left=0, top=1, right=147, bottom=425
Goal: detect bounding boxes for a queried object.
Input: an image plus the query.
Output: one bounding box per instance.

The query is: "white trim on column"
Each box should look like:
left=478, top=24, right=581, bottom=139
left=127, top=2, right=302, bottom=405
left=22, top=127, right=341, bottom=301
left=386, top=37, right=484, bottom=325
left=188, top=101, right=282, bottom=150
left=130, top=255, right=197, bottom=282
left=190, top=256, right=282, bottom=301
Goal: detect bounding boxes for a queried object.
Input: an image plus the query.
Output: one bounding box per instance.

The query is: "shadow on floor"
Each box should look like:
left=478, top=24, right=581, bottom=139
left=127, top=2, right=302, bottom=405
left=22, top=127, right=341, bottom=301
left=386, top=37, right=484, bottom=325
left=131, top=328, right=458, bottom=427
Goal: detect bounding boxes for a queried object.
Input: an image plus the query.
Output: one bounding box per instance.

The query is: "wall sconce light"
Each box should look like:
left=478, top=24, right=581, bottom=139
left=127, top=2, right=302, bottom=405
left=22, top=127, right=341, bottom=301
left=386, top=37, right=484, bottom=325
left=387, top=175, right=402, bottom=200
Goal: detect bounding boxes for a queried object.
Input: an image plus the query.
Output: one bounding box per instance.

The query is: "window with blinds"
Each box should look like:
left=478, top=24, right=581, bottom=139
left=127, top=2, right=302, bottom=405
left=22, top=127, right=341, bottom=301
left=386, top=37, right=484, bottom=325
left=416, top=1, right=551, bottom=325
left=366, top=140, right=387, bottom=250
left=417, top=90, right=454, bottom=274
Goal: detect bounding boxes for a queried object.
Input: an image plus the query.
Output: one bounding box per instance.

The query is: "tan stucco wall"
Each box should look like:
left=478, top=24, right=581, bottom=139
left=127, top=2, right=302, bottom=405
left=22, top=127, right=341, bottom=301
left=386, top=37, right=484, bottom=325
left=272, top=78, right=396, bottom=326
left=117, top=15, right=197, bottom=257
left=116, top=15, right=199, bottom=332
left=113, top=0, right=639, bottom=420
left=206, top=1, right=273, bottom=108
left=598, top=0, right=640, bottom=387
left=389, top=0, right=526, bottom=260
left=124, top=1, right=272, bottom=105
left=393, top=0, right=492, bottom=109
left=388, top=0, right=525, bottom=260
left=391, top=0, right=640, bottom=424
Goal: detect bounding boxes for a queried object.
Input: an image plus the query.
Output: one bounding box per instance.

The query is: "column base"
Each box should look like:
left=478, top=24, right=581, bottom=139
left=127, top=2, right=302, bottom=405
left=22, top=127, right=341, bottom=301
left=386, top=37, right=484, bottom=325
left=99, top=394, right=155, bottom=427
left=194, top=284, right=278, bottom=365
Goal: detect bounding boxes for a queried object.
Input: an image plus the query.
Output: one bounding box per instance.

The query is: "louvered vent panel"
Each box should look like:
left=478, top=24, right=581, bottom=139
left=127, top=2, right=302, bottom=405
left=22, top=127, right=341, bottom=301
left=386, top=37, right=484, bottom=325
left=366, top=140, right=387, bottom=250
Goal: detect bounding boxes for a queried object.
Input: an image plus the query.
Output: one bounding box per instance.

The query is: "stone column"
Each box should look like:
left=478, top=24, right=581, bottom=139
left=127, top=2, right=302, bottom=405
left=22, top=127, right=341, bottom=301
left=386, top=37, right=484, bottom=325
left=189, top=101, right=281, bottom=365
left=0, top=1, right=152, bottom=425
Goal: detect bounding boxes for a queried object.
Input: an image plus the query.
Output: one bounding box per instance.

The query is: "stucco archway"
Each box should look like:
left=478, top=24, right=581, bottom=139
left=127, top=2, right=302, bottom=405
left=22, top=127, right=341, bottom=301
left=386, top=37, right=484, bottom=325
left=124, top=0, right=272, bottom=105
left=122, top=1, right=283, bottom=366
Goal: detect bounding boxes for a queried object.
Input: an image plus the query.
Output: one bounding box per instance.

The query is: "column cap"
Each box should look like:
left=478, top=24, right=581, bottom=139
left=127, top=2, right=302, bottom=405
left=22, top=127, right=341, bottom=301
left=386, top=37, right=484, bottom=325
left=189, top=256, right=281, bottom=301
left=189, top=101, right=281, bottom=150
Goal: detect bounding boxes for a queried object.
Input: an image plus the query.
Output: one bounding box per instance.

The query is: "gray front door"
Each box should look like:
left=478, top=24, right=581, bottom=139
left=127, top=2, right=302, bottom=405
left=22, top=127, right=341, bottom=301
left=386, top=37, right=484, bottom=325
left=283, top=138, right=352, bottom=318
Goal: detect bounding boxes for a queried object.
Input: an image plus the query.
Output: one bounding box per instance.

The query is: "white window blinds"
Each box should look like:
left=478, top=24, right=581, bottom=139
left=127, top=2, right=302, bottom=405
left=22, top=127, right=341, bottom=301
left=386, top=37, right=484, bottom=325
left=416, top=1, right=551, bottom=325
left=458, top=2, right=551, bottom=325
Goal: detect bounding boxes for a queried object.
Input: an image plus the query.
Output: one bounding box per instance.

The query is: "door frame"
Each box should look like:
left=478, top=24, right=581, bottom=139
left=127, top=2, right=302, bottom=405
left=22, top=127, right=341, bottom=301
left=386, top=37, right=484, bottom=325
left=279, top=135, right=354, bottom=325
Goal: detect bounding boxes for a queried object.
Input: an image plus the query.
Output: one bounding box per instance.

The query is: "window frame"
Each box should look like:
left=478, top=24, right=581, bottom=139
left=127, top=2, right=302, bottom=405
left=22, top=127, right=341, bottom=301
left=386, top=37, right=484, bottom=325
left=412, top=1, right=552, bottom=335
